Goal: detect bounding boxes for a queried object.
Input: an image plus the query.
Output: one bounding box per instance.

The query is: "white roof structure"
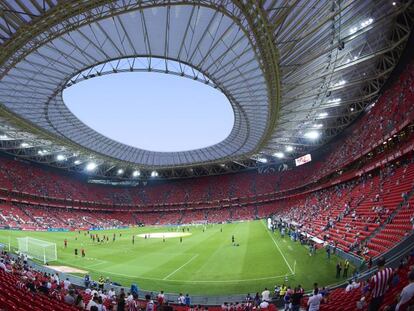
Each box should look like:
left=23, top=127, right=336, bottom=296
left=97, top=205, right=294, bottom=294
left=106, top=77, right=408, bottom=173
left=0, top=0, right=412, bottom=180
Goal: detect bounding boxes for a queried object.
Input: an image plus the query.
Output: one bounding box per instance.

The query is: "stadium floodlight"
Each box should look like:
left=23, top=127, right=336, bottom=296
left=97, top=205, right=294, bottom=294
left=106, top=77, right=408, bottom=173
left=361, top=18, right=373, bottom=28
left=327, top=98, right=341, bottom=104
left=132, top=170, right=140, bottom=177
left=20, top=142, right=29, bottom=147
left=56, top=154, right=66, bottom=161
left=314, top=123, right=323, bottom=128
left=274, top=152, right=284, bottom=159
left=319, top=112, right=328, bottom=118
left=86, top=162, right=97, bottom=171
left=332, top=80, right=346, bottom=87
left=285, top=146, right=294, bottom=152
left=117, top=169, right=124, bottom=175
left=74, top=160, right=81, bottom=165
left=304, top=131, right=320, bottom=139
left=257, top=157, right=268, bottom=163
left=0, top=134, right=8, bottom=140
left=392, top=1, right=396, bottom=5
left=151, top=171, right=158, bottom=177
left=349, top=27, right=358, bottom=34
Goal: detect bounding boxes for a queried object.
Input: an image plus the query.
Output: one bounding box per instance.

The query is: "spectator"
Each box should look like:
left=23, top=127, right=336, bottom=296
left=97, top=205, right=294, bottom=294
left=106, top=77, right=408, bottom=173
left=367, top=257, right=394, bottom=311
left=64, top=289, right=75, bottom=305
left=87, top=296, right=100, bottom=311
left=395, top=270, right=414, bottom=311
left=307, top=288, right=325, bottom=311
left=290, top=287, right=303, bottom=311
left=261, top=287, right=270, bottom=302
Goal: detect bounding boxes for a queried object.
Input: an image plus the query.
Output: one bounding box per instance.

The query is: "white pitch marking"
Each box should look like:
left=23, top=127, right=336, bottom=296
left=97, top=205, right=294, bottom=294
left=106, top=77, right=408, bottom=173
left=85, top=260, right=108, bottom=269
left=262, top=221, right=294, bottom=274
left=87, top=269, right=293, bottom=283
left=162, top=254, right=199, bottom=280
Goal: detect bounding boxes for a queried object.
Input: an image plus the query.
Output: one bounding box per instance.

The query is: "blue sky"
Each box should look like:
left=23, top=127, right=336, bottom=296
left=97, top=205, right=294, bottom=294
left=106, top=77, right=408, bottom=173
left=63, top=72, right=234, bottom=152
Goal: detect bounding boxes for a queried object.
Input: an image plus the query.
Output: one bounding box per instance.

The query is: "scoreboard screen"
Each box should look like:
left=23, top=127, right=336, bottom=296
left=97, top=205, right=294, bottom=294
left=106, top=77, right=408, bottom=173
left=295, top=153, right=312, bottom=166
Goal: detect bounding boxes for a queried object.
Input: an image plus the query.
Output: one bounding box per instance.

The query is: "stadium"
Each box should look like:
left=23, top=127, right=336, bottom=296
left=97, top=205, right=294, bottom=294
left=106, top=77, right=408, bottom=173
left=0, top=0, right=414, bottom=310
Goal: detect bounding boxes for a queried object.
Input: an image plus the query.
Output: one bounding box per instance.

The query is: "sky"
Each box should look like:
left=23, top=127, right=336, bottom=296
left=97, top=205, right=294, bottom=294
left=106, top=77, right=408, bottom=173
left=63, top=72, right=234, bottom=152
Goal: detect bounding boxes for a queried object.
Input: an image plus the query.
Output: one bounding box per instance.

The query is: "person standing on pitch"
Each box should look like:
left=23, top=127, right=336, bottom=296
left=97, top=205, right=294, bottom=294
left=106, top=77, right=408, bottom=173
left=343, top=259, right=350, bottom=278
left=336, top=262, right=342, bottom=278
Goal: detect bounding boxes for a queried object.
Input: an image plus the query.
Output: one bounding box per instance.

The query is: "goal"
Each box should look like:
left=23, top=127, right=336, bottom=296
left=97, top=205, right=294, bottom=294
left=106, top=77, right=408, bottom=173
left=17, top=237, right=57, bottom=264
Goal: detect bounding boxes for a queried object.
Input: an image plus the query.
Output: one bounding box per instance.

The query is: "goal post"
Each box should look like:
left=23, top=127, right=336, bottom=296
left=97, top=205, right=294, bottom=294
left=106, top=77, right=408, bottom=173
left=17, top=237, right=57, bottom=264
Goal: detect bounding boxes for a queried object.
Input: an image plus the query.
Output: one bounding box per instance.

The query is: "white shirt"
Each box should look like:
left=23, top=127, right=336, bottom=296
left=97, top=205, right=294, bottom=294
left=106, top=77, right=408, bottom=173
left=308, top=294, right=323, bottom=311
left=396, top=282, right=414, bottom=311
left=261, top=289, right=270, bottom=301
left=108, top=289, right=115, bottom=298
left=0, top=261, right=9, bottom=272
left=259, top=301, right=269, bottom=308
left=178, top=295, right=185, bottom=304
left=86, top=300, right=99, bottom=311
left=63, top=279, right=71, bottom=290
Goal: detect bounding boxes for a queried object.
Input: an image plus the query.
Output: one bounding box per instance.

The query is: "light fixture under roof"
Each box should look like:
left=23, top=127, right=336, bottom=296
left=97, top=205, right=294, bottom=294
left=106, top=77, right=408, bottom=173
left=304, top=131, right=320, bottom=139
left=274, top=152, right=284, bottom=159
left=132, top=170, right=140, bottom=177
left=86, top=162, right=97, bottom=171
left=327, top=98, right=341, bottom=104
left=74, top=160, right=81, bottom=165
left=56, top=154, right=66, bottom=161
left=350, top=18, right=374, bottom=35
left=331, top=80, right=346, bottom=87
left=349, top=27, right=358, bottom=34
left=20, top=142, right=29, bottom=147
left=151, top=171, right=158, bottom=177
left=257, top=157, right=268, bottom=163
left=117, top=169, right=124, bottom=175
left=286, top=146, right=294, bottom=152
left=314, top=123, right=323, bottom=128
left=319, top=112, right=328, bottom=118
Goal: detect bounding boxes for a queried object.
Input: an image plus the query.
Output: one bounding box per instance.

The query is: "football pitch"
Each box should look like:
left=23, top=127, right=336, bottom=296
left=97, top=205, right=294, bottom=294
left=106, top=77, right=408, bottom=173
left=0, top=220, right=349, bottom=295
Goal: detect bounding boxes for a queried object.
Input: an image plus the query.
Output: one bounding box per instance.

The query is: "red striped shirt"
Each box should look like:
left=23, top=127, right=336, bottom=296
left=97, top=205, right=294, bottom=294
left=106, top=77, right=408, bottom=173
left=370, top=267, right=393, bottom=298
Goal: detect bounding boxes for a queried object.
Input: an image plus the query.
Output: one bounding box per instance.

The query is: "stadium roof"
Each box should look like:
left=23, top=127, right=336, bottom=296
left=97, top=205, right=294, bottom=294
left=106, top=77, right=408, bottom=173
left=0, top=0, right=413, bottom=180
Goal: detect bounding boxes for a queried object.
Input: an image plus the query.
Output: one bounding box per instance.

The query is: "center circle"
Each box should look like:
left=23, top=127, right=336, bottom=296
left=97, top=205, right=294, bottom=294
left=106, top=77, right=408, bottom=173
left=137, top=232, right=192, bottom=239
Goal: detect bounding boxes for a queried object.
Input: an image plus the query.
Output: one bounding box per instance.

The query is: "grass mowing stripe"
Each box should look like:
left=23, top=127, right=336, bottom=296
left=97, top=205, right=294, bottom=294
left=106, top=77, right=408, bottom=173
left=84, top=267, right=291, bottom=283
left=163, top=254, right=199, bottom=280
left=261, top=220, right=294, bottom=274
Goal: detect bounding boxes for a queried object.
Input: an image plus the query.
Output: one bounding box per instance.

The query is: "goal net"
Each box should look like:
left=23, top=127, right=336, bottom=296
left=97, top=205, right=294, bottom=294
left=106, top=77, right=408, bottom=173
left=17, top=237, right=57, bottom=264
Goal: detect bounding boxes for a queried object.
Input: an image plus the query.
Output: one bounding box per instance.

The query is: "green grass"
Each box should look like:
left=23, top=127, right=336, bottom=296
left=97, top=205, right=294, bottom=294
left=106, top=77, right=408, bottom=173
left=0, top=220, right=351, bottom=295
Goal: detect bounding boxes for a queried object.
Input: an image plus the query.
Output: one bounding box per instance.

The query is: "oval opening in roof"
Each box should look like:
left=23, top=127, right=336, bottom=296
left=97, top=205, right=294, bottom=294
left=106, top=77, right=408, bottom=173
left=63, top=72, right=234, bottom=152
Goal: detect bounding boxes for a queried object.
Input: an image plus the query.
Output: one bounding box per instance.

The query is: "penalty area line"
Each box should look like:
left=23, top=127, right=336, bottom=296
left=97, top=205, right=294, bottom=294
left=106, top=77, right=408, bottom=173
left=262, top=221, right=294, bottom=274
left=163, top=254, right=199, bottom=280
